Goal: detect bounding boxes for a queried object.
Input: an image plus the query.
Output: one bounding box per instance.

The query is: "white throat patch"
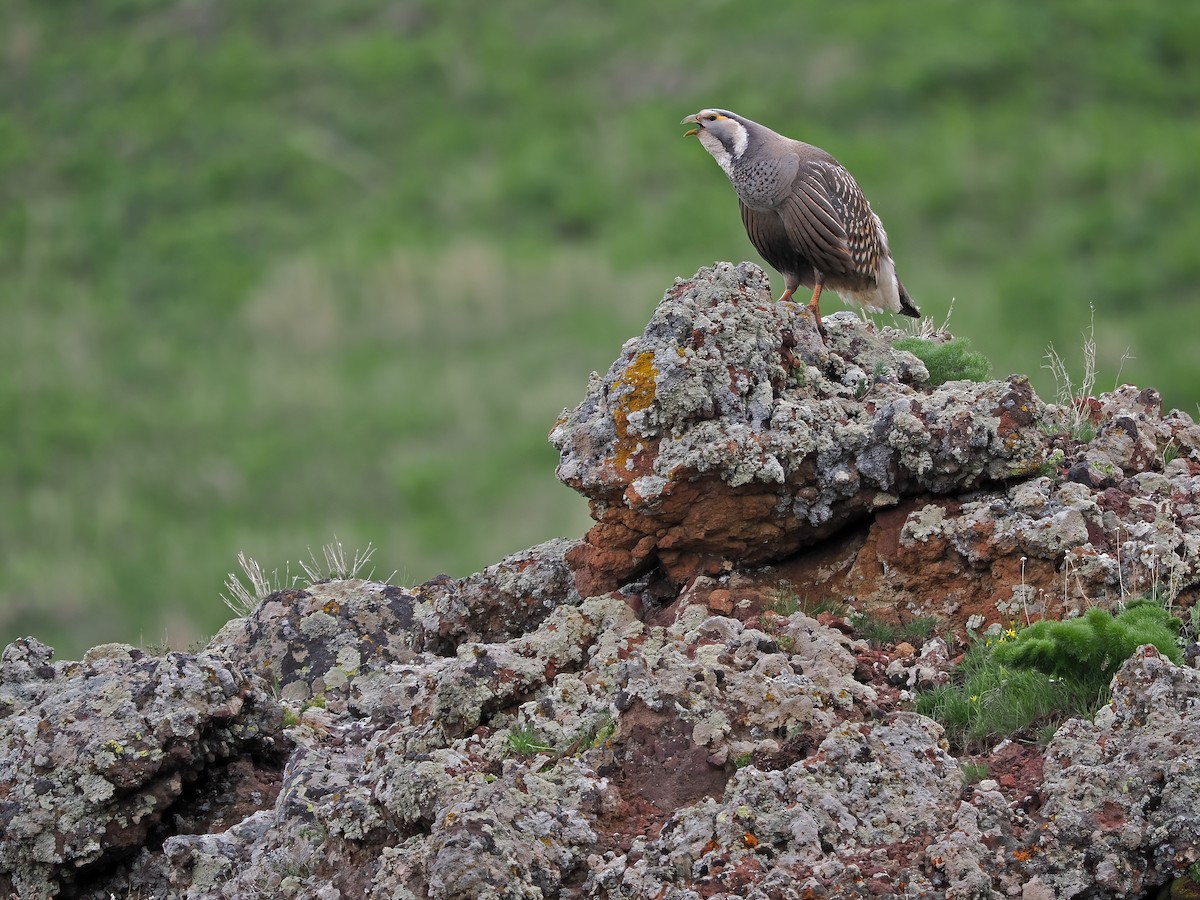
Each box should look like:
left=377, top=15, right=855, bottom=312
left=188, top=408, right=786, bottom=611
left=729, top=122, right=749, bottom=159
left=698, top=121, right=749, bottom=179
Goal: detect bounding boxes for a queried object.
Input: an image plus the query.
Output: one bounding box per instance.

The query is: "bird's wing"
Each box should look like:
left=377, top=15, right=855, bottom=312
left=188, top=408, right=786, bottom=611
left=780, top=160, right=883, bottom=281
left=740, top=201, right=795, bottom=275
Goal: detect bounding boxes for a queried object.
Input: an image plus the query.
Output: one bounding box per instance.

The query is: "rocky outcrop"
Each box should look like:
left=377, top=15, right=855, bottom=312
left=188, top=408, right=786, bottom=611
left=551, top=262, right=1061, bottom=596
left=3, top=263, right=1200, bottom=898
left=554, top=263, right=1200, bottom=627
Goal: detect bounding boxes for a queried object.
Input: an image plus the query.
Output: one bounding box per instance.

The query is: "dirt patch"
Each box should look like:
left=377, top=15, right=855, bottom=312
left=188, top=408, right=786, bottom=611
left=595, top=701, right=730, bottom=854
left=981, top=739, right=1046, bottom=812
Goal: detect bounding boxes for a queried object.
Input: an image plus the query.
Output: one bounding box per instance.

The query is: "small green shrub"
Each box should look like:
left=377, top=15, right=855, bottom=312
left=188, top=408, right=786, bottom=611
left=917, top=603, right=1182, bottom=752
left=990, top=601, right=1182, bottom=676
left=893, top=336, right=992, bottom=386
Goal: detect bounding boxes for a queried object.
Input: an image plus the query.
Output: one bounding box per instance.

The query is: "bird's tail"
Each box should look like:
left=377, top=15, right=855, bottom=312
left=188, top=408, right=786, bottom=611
left=897, top=279, right=920, bottom=318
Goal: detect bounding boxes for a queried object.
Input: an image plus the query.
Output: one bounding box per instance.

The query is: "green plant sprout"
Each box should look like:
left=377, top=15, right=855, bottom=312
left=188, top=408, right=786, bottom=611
left=506, top=725, right=556, bottom=757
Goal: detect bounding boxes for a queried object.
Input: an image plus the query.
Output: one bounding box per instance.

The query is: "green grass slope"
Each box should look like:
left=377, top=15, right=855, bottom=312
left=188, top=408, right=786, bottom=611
left=3, top=1, right=1199, bottom=655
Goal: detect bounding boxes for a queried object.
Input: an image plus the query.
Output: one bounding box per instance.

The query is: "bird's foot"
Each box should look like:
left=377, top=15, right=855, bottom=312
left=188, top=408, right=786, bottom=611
left=807, top=303, right=826, bottom=344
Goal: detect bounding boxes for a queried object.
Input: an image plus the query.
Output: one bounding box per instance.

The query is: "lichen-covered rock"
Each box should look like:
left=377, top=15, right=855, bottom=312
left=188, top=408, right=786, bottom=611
left=1026, top=646, right=1200, bottom=897
left=212, top=538, right=580, bottom=703
left=0, top=638, right=284, bottom=898
left=585, top=713, right=961, bottom=897
left=552, top=262, right=1060, bottom=595
left=747, top=382, right=1200, bottom=633
left=836, top=420, right=1200, bottom=628
left=1, top=574, right=884, bottom=898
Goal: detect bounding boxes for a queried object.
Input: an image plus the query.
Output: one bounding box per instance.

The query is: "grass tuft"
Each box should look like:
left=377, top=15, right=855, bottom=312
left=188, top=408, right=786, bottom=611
left=298, top=537, right=388, bottom=584
left=505, top=724, right=556, bottom=757
left=1043, top=306, right=1133, bottom=443
left=960, top=761, right=989, bottom=784
left=849, top=612, right=939, bottom=647
left=221, top=551, right=279, bottom=618
left=220, top=539, right=392, bottom=618
left=769, top=590, right=803, bottom=617
left=916, top=639, right=1105, bottom=752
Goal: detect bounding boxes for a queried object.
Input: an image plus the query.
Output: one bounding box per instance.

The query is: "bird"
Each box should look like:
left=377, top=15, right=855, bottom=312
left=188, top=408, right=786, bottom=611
left=681, top=109, right=919, bottom=337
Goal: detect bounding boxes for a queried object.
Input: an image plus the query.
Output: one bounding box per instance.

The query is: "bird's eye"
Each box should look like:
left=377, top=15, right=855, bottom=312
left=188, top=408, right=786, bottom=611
left=706, top=114, right=718, bottom=121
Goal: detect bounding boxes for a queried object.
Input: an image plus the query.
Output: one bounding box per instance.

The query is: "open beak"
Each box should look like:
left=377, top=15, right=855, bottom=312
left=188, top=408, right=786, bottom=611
left=680, top=113, right=700, bottom=137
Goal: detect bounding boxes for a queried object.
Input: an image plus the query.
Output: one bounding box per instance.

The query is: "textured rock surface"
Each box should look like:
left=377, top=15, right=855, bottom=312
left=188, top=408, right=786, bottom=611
left=0, top=639, right=285, bottom=898
left=551, top=262, right=1060, bottom=595
left=792, top=384, right=1200, bottom=630
left=586, top=712, right=962, bottom=897
left=4, top=265, right=1200, bottom=898
left=1031, top=646, right=1200, bottom=897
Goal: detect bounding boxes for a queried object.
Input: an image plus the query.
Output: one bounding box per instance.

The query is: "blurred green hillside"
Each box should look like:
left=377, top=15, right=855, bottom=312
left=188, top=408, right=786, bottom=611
left=4, top=1, right=1199, bottom=658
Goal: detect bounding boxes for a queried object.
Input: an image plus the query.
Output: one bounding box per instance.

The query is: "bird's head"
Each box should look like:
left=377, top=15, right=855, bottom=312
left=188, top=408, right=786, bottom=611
left=681, top=109, right=751, bottom=163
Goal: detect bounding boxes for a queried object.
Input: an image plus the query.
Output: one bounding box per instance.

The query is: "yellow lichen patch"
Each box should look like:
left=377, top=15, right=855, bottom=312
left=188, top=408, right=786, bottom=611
left=612, top=350, right=659, bottom=470
left=613, top=351, right=659, bottom=437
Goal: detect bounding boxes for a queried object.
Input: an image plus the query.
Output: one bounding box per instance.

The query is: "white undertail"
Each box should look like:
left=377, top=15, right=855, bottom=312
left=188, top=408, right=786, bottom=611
left=845, top=214, right=902, bottom=313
